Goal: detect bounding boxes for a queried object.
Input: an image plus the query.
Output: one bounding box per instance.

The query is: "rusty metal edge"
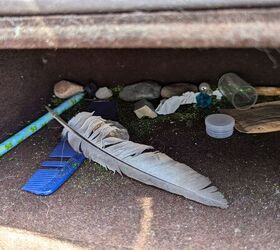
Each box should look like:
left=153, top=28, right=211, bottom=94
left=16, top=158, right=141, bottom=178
left=1, top=8, right=280, bottom=49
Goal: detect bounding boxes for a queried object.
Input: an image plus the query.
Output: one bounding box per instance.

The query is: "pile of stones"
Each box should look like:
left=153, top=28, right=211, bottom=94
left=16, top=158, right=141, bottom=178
left=119, top=81, right=198, bottom=118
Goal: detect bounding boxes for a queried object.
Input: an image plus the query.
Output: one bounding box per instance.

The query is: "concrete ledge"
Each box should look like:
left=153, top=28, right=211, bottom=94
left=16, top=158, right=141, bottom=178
left=1, top=8, right=280, bottom=49
left=0, top=0, right=280, bottom=16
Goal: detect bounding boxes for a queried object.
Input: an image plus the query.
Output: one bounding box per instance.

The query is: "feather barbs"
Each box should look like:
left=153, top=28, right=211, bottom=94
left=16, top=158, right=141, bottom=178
left=47, top=108, right=228, bottom=208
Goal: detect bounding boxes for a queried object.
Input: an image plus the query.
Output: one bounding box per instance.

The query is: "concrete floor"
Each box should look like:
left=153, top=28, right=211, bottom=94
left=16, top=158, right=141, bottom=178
left=0, top=118, right=279, bottom=249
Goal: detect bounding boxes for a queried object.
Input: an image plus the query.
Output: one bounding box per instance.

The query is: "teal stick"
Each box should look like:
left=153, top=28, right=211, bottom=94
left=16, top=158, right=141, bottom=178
left=0, top=93, right=84, bottom=157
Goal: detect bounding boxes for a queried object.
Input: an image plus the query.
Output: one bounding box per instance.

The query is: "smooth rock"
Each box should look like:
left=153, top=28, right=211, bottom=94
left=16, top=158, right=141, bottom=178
left=134, top=99, right=157, bottom=119
left=54, top=80, right=84, bottom=99
left=161, top=83, right=198, bottom=98
left=95, top=87, right=113, bottom=99
left=119, top=81, right=161, bottom=102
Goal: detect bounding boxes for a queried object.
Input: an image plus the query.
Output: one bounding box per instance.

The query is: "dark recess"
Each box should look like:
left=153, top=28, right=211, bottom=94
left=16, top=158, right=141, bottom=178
left=1, top=48, right=280, bottom=140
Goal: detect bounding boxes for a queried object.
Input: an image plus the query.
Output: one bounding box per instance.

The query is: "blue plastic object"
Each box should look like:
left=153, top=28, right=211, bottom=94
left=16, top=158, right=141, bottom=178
left=22, top=140, right=85, bottom=195
left=0, top=93, right=84, bottom=157
left=196, top=92, right=212, bottom=108
left=22, top=98, right=119, bottom=195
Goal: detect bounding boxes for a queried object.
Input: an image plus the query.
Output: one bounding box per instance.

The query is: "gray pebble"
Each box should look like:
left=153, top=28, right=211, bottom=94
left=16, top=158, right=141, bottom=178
left=119, top=81, right=161, bottom=102
left=95, top=87, right=113, bottom=99
left=161, top=83, right=198, bottom=98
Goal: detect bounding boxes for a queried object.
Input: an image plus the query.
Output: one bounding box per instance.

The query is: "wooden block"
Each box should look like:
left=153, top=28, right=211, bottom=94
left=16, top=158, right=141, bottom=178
left=255, top=87, right=280, bottom=96
left=221, top=101, right=280, bottom=133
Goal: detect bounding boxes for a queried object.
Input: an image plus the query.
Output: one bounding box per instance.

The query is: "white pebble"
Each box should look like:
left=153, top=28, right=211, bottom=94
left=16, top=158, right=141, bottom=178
left=95, top=87, right=113, bottom=99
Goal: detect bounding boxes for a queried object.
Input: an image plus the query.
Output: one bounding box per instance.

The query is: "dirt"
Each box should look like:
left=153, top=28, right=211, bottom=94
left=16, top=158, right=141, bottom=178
left=0, top=102, right=279, bottom=249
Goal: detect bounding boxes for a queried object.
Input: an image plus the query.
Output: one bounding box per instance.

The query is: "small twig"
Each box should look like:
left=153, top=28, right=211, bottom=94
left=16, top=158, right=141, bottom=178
left=39, top=198, right=50, bottom=218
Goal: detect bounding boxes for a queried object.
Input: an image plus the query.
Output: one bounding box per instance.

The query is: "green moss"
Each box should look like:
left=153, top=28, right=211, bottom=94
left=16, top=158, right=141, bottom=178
left=30, top=125, right=37, bottom=133
left=50, top=96, right=64, bottom=107
left=118, top=99, right=192, bottom=139
left=111, top=85, right=123, bottom=97
left=5, top=142, right=13, bottom=150
left=71, top=162, right=79, bottom=168
left=115, top=93, right=239, bottom=140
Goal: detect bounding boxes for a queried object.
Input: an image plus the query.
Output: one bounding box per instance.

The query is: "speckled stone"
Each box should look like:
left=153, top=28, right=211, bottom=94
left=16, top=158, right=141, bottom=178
left=119, top=81, right=161, bottom=102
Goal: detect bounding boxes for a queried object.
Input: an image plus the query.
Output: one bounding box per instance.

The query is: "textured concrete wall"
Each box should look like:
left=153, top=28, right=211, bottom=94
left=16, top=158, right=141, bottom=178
left=1, top=48, right=280, bottom=140
left=0, top=0, right=279, bottom=15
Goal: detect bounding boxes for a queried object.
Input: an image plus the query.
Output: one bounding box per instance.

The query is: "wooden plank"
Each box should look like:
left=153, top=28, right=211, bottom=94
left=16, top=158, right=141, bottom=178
left=256, top=87, right=280, bottom=96
left=1, top=8, right=280, bottom=49
left=222, top=101, right=280, bottom=133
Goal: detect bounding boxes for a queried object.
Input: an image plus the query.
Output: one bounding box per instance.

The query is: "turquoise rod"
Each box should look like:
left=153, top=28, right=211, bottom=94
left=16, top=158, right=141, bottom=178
left=0, top=93, right=84, bottom=157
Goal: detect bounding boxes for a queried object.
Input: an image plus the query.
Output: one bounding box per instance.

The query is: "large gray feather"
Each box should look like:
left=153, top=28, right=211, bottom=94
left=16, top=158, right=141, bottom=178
left=47, top=107, right=228, bottom=208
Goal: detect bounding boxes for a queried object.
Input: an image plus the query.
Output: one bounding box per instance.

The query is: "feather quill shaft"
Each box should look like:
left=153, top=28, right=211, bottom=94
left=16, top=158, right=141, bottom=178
left=46, top=106, right=228, bottom=208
